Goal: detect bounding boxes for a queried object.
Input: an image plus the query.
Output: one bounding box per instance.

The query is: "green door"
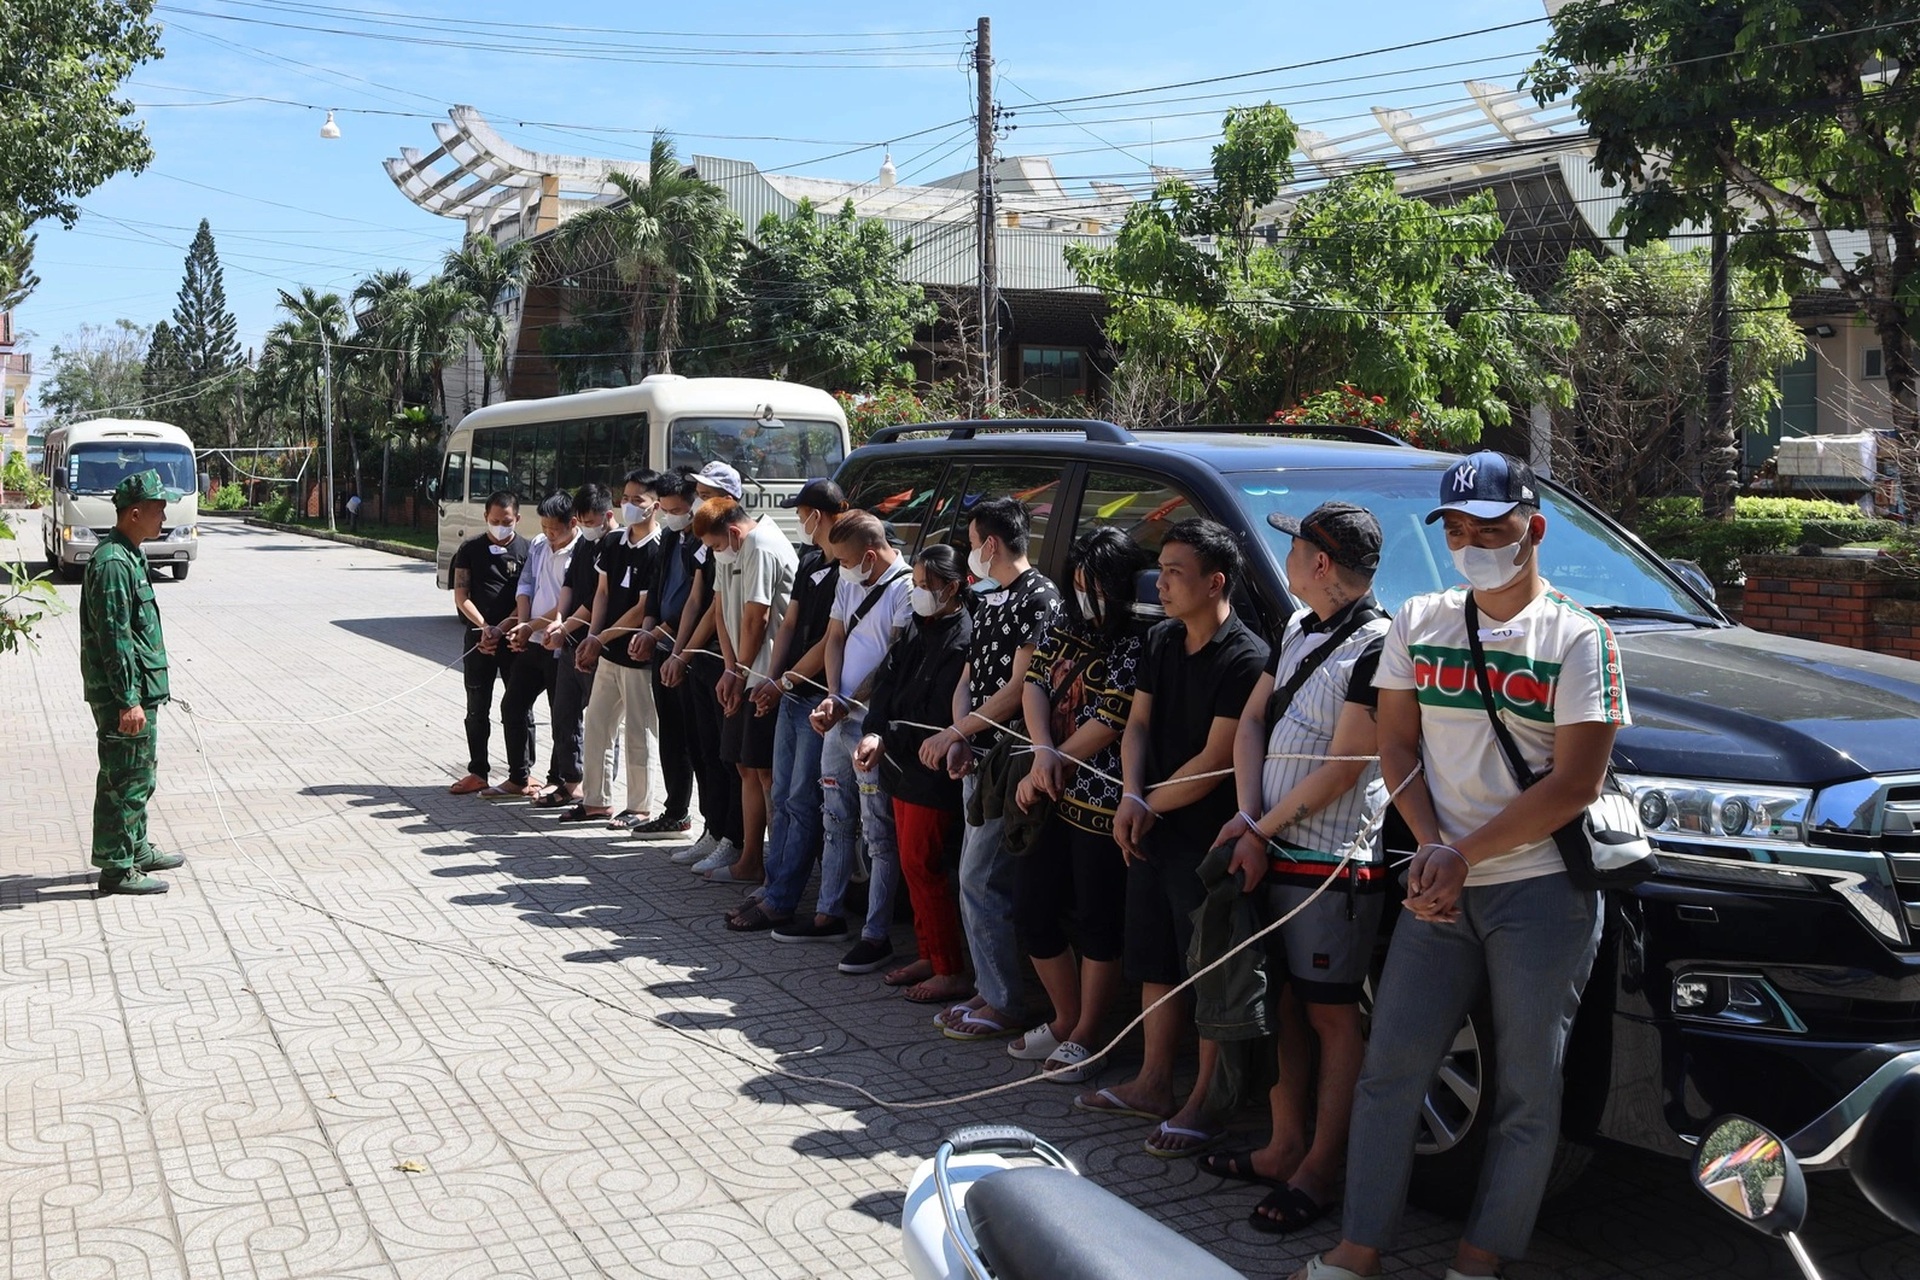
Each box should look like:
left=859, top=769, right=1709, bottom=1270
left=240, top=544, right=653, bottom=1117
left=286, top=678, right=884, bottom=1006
left=1749, top=347, right=1817, bottom=471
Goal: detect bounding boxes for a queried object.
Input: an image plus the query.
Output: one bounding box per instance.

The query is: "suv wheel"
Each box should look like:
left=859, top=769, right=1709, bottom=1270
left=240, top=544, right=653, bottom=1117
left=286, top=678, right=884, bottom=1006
left=1360, top=978, right=1592, bottom=1215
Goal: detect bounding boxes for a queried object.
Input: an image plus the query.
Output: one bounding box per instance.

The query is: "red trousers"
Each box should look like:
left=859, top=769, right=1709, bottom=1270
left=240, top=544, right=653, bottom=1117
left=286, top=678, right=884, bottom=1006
left=892, top=798, right=967, bottom=977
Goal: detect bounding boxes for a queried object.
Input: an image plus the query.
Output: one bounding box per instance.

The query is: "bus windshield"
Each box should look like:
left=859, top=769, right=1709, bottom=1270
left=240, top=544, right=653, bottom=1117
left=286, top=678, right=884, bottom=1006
left=68, top=443, right=196, bottom=497
left=668, top=416, right=844, bottom=482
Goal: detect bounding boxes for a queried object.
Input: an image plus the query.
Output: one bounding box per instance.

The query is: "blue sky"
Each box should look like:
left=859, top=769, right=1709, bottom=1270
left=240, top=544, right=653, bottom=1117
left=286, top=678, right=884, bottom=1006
left=21, top=0, right=1550, bottom=413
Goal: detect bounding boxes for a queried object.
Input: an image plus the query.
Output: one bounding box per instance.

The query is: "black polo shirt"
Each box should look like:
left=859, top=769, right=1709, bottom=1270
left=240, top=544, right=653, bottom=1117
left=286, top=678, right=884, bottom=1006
left=597, top=527, right=663, bottom=667
left=451, top=532, right=530, bottom=629
left=783, top=546, right=839, bottom=674
left=1135, top=612, right=1270, bottom=848
left=560, top=533, right=604, bottom=650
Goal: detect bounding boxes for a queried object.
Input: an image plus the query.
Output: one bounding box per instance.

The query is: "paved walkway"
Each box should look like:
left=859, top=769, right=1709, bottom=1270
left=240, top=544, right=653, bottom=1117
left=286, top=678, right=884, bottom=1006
left=1, top=515, right=1912, bottom=1279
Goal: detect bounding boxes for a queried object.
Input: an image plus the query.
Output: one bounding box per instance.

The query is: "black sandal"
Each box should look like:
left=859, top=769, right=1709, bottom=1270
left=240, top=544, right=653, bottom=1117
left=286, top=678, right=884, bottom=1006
left=1247, top=1184, right=1335, bottom=1235
left=531, top=788, right=576, bottom=809
left=726, top=903, right=791, bottom=932
left=1201, top=1149, right=1284, bottom=1189
left=559, top=804, right=609, bottom=824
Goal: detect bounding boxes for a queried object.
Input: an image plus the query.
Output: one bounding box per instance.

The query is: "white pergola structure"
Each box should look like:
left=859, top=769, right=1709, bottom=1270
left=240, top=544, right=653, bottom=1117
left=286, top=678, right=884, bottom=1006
left=384, top=105, right=645, bottom=243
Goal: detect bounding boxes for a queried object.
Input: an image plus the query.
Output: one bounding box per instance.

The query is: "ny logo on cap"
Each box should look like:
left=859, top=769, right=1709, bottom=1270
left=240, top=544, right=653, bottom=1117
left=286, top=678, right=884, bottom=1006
left=1452, top=463, right=1478, bottom=493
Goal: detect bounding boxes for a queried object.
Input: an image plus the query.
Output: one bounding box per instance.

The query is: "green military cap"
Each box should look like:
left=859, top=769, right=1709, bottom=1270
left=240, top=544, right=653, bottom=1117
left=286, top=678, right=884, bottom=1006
left=113, top=469, right=184, bottom=509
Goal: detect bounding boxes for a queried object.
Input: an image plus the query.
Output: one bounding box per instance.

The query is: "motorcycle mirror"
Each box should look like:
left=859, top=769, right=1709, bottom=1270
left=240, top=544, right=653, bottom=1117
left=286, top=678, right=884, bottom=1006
left=1692, top=1114, right=1808, bottom=1238
left=1851, top=1066, right=1920, bottom=1235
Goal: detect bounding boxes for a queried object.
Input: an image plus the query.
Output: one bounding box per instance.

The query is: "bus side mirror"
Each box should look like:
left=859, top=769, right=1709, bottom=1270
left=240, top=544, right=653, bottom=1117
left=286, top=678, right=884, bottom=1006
left=425, top=478, right=439, bottom=501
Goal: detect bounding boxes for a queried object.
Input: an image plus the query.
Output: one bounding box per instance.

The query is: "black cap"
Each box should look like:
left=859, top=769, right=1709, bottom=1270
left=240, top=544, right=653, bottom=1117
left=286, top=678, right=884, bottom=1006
left=780, top=478, right=847, bottom=512
left=1267, top=501, right=1382, bottom=573
left=1424, top=450, right=1539, bottom=524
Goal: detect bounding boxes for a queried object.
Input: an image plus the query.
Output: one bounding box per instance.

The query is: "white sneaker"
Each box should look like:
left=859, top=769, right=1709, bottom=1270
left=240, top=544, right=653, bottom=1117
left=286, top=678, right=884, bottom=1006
left=691, top=838, right=741, bottom=875
left=671, top=831, right=717, bottom=865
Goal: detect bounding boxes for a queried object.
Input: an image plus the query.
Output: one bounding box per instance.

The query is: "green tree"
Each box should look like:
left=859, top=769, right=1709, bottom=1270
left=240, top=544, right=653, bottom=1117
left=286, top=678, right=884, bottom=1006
left=1069, top=105, right=1573, bottom=438
left=1552, top=245, right=1806, bottom=520
left=554, top=134, right=742, bottom=376
left=442, top=235, right=532, bottom=408
left=38, top=319, right=150, bottom=423
left=539, top=294, right=637, bottom=393
left=1528, top=0, right=1920, bottom=481
left=731, top=199, right=934, bottom=390
left=166, top=220, right=243, bottom=443
left=0, top=0, right=163, bottom=308
left=351, top=267, right=420, bottom=424
left=259, top=288, right=348, bottom=505
left=141, top=320, right=185, bottom=418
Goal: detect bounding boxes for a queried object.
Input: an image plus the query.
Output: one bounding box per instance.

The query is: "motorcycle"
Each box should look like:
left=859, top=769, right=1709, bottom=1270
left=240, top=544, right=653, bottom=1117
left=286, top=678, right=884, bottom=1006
left=1690, top=1064, right=1920, bottom=1280
left=905, top=1069, right=1920, bottom=1280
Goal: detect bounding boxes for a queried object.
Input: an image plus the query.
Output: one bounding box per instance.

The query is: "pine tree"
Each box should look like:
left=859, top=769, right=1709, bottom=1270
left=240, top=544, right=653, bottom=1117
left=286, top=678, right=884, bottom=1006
left=168, top=219, right=242, bottom=440
left=142, top=320, right=185, bottom=416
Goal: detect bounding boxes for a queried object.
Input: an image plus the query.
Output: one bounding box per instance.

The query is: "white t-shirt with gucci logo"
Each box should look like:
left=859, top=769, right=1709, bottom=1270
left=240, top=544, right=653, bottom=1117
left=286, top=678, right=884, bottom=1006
left=1374, top=582, right=1630, bottom=885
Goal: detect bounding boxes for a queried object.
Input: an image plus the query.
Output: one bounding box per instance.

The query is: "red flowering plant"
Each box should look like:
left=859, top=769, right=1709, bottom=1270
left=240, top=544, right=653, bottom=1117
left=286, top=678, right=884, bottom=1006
left=1269, top=385, right=1464, bottom=451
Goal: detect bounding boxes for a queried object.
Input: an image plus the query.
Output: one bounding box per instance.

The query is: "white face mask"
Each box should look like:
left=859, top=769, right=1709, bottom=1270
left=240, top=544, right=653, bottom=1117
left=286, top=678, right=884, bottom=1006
left=909, top=585, right=945, bottom=617
left=578, top=524, right=606, bottom=542
left=714, top=546, right=739, bottom=566
left=800, top=511, right=821, bottom=543
left=1452, top=537, right=1530, bottom=593
left=1074, top=586, right=1099, bottom=623
left=967, top=543, right=993, bottom=583
left=622, top=502, right=651, bottom=527
left=659, top=510, right=691, bottom=532
left=487, top=522, right=515, bottom=541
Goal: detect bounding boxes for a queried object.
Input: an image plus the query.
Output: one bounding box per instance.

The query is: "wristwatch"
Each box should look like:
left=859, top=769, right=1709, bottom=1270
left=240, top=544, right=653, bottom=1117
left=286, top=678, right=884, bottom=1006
left=779, top=674, right=796, bottom=692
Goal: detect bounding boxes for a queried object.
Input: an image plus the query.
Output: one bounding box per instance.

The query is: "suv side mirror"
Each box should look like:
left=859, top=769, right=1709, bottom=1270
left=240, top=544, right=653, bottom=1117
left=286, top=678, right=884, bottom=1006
left=1692, top=1115, right=1807, bottom=1238
left=1667, top=558, right=1716, bottom=601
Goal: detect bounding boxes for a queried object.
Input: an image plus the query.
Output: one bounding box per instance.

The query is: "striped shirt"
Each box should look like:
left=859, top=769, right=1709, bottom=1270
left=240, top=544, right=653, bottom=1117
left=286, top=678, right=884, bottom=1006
left=1261, top=600, right=1391, bottom=873
left=1374, top=582, right=1630, bottom=885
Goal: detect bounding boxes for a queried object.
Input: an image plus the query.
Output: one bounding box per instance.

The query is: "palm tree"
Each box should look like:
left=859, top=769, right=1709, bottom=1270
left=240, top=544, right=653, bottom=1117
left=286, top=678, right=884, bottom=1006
left=351, top=268, right=418, bottom=423
left=261, top=288, right=349, bottom=510
left=442, top=235, right=531, bottom=406
left=555, top=134, right=740, bottom=376
left=409, top=276, right=471, bottom=427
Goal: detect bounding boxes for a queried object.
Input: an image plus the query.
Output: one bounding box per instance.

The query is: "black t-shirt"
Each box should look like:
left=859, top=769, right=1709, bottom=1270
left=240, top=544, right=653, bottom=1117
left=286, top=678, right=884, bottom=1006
left=964, top=567, right=1063, bottom=711
left=559, top=534, right=603, bottom=649
left=1135, top=612, right=1270, bottom=847
left=783, top=546, right=839, bottom=675
left=451, top=532, right=531, bottom=628
left=597, top=528, right=663, bottom=667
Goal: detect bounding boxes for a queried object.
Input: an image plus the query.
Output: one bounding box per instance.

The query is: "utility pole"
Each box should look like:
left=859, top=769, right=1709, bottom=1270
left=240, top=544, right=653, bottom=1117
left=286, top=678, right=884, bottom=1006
left=974, top=16, right=998, bottom=410
left=320, top=324, right=337, bottom=532
left=1703, top=185, right=1735, bottom=520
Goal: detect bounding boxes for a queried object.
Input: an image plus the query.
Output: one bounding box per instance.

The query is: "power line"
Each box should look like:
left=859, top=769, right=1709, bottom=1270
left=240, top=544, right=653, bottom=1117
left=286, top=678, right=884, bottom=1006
left=211, top=0, right=963, bottom=43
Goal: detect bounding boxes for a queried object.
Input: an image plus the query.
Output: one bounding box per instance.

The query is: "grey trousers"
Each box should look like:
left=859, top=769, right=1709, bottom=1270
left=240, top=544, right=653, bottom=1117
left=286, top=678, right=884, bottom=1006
left=1342, top=871, right=1601, bottom=1260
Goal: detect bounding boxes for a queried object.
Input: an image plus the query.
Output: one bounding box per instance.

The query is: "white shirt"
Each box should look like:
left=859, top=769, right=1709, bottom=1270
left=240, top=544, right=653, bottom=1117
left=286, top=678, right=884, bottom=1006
left=830, top=560, right=913, bottom=702
left=517, top=534, right=579, bottom=650
left=1262, top=605, right=1391, bottom=865
left=1374, top=582, right=1631, bottom=885
left=716, top=520, right=797, bottom=677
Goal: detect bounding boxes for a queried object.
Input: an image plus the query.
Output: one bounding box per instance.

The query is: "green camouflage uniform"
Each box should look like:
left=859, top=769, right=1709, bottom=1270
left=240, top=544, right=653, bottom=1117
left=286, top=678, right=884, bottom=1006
left=81, top=500, right=171, bottom=872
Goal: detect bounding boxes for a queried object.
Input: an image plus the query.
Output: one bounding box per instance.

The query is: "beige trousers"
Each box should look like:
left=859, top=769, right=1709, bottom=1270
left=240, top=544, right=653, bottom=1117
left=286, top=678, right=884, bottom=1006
left=581, top=660, right=657, bottom=812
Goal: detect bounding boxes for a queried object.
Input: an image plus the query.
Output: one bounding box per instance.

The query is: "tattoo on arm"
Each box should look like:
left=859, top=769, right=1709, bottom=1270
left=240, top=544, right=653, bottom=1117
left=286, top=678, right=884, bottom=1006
left=454, top=569, right=470, bottom=589
left=1278, top=802, right=1310, bottom=830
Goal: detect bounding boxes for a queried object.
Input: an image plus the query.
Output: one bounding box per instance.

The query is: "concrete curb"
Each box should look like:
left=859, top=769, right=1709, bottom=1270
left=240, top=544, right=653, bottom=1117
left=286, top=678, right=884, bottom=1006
left=240, top=516, right=435, bottom=563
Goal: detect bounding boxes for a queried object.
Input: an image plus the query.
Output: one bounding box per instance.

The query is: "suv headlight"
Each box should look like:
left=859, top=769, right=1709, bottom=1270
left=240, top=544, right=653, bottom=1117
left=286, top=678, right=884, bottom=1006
left=1616, top=774, right=1810, bottom=844
left=167, top=524, right=196, bottom=541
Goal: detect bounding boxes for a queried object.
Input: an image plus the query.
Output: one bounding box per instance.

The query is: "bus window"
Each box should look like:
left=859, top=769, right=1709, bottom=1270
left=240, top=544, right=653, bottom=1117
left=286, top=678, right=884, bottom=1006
left=440, top=450, right=467, bottom=504
left=669, top=416, right=844, bottom=481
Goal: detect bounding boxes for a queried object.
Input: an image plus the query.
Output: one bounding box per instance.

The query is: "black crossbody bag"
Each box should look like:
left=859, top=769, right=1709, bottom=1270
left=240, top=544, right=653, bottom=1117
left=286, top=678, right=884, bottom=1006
left=1265, top=604, right=1388, bottom=730
left=1462, top=596, right=1658, bottom=891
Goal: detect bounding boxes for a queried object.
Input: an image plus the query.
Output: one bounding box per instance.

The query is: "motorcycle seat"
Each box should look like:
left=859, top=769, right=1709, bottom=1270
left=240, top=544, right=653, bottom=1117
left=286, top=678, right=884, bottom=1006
left=966, top=1165, right=1249, bottom=1280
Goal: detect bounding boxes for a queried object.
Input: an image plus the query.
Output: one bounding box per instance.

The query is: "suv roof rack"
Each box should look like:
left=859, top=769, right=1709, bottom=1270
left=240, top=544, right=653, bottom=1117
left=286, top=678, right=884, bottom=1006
left=864, top=418, right=1136, bottom=446
left=1135, top=422, right=1413, bottom=448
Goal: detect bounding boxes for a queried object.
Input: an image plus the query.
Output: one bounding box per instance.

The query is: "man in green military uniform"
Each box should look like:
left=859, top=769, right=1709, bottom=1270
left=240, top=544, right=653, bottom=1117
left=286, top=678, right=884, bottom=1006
left=82, top=469, right=186, bottom=896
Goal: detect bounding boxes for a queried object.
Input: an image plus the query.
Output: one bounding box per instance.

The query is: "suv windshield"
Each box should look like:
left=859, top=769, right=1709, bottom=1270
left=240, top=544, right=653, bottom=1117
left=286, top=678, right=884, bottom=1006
left=668, top=416, right=844, bottom=482
left=1234, top=466, right=1716, bottom=622
left=68, top=443, right=195, bottom=497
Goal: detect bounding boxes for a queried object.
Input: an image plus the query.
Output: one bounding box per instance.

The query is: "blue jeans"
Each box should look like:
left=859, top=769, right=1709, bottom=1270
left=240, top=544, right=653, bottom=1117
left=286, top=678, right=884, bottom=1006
left=761, top=693, right=827, bottom=917
left=957, top=771, right=1020, bottom=1014
left=819, top=715, right=900, bottom=938
left=1342, top=872, right=1602, bottom=1260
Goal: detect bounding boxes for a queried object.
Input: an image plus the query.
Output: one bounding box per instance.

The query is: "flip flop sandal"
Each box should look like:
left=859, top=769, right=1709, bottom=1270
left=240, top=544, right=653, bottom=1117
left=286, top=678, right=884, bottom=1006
left=1248, top=1184, right=1337, bottom=1235
left=606, top=810, right=646, bottom=830
left=932, top=1001, right=978, bottom=1029
left=903, top=982, right=975, bottom=1005
left=725, top=903, right=790, bottom=933
left=703, top=864, right=763, bottom=885
left=1071, top=1088, right=1173, bottom=1122
left=1289, top=1258, right=1379, bottom=1280
left=1143, top=1122, right=1223, bottom=1158
left=1006, top=1022, right=1063, bottom=1062
left=558, top=804, right=610, bottom=824
left=1201, top=1149, right=1285, bottom=1189
left=882, top=964, right=935, bottom=988
left=942, top=1011, right=1019, bottom=1041
left=1041, top=1041, right=1098, bottom=1084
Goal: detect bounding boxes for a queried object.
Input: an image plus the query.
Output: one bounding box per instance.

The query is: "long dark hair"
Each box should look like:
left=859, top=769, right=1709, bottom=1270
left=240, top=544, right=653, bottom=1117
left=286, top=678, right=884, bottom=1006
left=916, top=542, right=964, bottom=614
left=1068, top=527, right=1149, bottom=641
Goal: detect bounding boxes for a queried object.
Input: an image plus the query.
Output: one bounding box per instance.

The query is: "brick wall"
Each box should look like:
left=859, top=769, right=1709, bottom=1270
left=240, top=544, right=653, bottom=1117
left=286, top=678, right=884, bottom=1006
left=1740, top=554, right=1920, bottom=659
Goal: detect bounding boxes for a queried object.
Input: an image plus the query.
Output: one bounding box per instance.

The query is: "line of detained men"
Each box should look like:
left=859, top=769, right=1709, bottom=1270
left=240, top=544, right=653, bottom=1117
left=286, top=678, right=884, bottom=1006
left=446, top=450, right=1627, bottom=1280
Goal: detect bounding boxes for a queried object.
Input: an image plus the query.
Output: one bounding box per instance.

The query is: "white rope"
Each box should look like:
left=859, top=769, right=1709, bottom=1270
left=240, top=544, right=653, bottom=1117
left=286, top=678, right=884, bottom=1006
left=171, top=687, right=1409, bottom=1114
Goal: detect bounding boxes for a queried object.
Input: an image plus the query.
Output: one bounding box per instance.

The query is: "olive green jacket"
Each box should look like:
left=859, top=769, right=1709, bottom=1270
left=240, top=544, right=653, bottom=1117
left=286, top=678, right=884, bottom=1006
left=81, top=532, right=170, bottom=711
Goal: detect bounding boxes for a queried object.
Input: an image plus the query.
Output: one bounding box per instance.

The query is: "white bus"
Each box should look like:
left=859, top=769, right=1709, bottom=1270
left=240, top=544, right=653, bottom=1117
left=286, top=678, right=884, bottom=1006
left=432, top=375, right=850, bottom=587
left=41, top=418, right=201, bottom=581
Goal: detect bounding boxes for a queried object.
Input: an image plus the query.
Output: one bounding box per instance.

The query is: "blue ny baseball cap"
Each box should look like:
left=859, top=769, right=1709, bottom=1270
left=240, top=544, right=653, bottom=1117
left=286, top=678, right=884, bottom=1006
left=1424, top=450, right=1539, bottom=524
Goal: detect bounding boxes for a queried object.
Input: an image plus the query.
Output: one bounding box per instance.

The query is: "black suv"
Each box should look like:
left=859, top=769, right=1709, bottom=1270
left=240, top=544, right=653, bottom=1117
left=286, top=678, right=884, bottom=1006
left=833, top=418, right=1920, bottom=1205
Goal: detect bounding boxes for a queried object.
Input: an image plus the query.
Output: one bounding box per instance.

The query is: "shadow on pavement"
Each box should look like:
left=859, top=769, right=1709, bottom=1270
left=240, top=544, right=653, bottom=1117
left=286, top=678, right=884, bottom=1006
left=329, top=615, right=466, bottom=663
